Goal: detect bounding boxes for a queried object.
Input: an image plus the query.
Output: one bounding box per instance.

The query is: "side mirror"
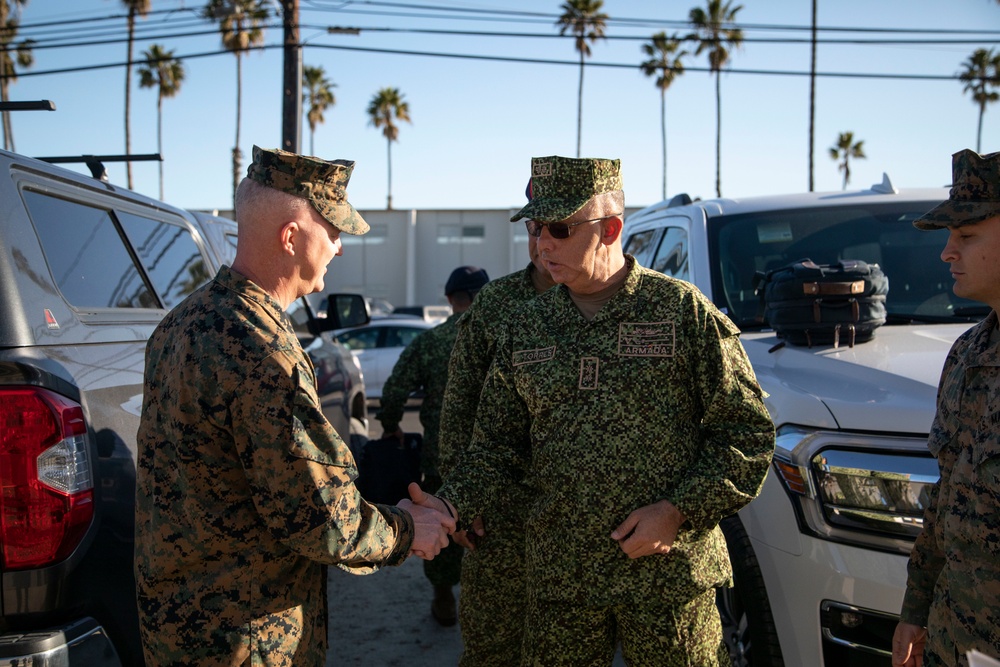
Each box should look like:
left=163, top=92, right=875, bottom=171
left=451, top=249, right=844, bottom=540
left=319, top=293, right=370, bottom=331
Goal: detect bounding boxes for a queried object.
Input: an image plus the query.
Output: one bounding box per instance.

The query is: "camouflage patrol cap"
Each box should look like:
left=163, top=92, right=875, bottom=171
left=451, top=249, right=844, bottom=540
left=510, top=156, right=622, bottom=223
left=246, top=145, right=369, bottom=235
left=913, top=149, right=1000, bottom=230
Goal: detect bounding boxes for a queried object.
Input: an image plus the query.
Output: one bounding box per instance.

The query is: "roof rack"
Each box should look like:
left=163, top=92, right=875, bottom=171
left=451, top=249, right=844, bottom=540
left=35, top=153, right=162, bottom=182
left=0, top=100, right=56, bottom=112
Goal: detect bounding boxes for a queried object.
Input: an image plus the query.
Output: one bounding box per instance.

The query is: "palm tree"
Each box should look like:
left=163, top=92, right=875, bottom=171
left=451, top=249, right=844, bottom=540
left=687, top=0, right=743, bottom=198
left=556, top=0, right=608, bottom=158
left=203, top=0, right=269, bottom=209
left=640, top=32, right=686, bottom=201
left=958, top=48, right=1000, bottom=153
left=122, top=0, right=151, bottom=189
left=829, top=132, right=866, bottom=191
left=366, top=87, right=411, bottom=210
left=138, top=44, right=185, bottom=200
left=303, top=64, right=335, bottom=156
left=0, top=0, right=33, bottom=152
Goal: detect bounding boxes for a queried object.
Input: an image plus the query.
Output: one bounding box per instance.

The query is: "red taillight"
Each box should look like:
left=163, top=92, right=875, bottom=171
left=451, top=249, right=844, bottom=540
left=0, top=387, right=95, bottom=570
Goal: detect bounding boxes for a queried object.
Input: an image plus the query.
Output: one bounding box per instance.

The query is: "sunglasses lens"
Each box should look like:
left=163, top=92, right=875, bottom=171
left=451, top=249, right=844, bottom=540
left=548, top=223, right=570, bottom=239
left=526, top=220, right=541, bottom=237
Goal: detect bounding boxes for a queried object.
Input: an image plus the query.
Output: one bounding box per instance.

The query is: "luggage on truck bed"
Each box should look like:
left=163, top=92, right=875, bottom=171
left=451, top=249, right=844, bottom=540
left=754, top=259, right=889, bottom=348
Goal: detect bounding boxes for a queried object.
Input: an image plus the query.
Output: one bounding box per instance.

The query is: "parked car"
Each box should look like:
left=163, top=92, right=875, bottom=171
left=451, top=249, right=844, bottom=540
left=391, top=304, right=452, bottom=324
left=0, top=148, right=367, bottom=667
left=621, top=178, right=987, bottom=667
left=332, top=317, right=436, bottom=401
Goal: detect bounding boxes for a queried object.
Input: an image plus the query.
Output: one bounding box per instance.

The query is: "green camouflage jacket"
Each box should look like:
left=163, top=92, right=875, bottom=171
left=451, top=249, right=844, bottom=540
left=900, top=310, right=1000, bottom=663
left=439, top=264, right=540, bottom=475
left=439, top=259, right=775, bottom=605
left=135, top=266, right=413, bottom=667
left=378, top=311, right=463, bottom=476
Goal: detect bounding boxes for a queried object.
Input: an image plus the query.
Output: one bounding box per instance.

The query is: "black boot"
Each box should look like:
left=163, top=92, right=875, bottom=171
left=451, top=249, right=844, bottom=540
left=431, top=585, right=456, bottom=627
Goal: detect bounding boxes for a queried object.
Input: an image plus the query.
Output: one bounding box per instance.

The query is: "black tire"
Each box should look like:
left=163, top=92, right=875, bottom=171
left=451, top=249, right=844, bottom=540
left=717, top=515, right=785, bottom=667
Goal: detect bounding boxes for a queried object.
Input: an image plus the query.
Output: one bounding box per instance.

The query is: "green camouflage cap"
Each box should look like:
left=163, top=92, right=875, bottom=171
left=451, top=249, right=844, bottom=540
left=914, top=149, right=1000, bottom=230
left=246, top=145, right=369, bottom=235
left=510, top=156, right=623, bottom=223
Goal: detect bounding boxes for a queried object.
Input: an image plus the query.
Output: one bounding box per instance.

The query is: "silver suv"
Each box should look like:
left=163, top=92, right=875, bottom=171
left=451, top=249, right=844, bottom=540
left=622, top=178, right=988, bottom=667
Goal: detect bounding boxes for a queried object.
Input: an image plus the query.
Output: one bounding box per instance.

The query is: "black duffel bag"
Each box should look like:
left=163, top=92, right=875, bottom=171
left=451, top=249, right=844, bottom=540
left=754, top=259, right=889, bottom=348
left=353, top=432, right=423, bottom=505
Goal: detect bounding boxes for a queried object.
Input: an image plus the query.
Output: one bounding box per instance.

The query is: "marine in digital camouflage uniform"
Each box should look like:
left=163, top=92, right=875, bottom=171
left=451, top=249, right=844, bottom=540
left=377, top=265, right=490, bottom=625
left=894, top=149, right=1000, bottom=667
left=438, top=253, right=555, bottom=665
left=436, top=156, right=775, bottom=666
left=135, top=146, right=451, bottom=667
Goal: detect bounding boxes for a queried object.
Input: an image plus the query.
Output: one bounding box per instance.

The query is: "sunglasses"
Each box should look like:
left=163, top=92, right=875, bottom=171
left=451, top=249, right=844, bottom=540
left=524, top=214, right=620, bottom=240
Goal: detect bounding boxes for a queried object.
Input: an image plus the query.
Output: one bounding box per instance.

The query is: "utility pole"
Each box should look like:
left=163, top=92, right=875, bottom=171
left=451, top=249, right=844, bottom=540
left=281, top=0, right=302, bottom=154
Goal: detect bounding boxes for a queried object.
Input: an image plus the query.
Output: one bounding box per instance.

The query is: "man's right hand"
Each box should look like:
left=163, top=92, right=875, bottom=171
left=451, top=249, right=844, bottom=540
left=397, top=483, right=457, bottom=560
left=891, top=621, right=927, bottom=667
left=453, top=516, right=485, bottom=550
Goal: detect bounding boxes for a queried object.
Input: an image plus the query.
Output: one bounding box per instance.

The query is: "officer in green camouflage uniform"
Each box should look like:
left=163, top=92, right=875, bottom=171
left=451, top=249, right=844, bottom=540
left=893, top=149, right=1000, bottom=667
left=429, top=156, right=775, bottom=666
left=377, top=265, right=490, bottom=626
left=135, top=146, right=454, bottom=667
left=438, top=198, right=556, bottom=664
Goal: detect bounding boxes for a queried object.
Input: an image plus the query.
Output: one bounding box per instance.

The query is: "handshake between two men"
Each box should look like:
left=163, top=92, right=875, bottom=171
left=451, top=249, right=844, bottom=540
left=396, top=482, right=467, bottom=560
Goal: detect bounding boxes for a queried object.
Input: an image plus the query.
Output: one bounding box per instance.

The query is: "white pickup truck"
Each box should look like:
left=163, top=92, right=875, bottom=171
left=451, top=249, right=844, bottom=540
left=621, top=178, right=988, bottom=667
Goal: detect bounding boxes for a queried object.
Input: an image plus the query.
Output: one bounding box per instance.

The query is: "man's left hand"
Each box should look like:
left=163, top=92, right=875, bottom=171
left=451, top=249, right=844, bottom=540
left=610, top=500, right=685, bottom=559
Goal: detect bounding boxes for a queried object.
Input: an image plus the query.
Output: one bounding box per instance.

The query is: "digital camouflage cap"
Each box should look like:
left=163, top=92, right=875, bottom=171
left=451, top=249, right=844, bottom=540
left=510, top=156, right=622, bottom=223
left=913, top=149, right=1000, bottom=230
left=246, top=145, right=370, bottom=235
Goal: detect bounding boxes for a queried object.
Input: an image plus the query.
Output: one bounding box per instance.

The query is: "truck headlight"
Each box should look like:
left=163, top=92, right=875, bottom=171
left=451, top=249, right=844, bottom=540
left=773, top=426, right=938, bottom=554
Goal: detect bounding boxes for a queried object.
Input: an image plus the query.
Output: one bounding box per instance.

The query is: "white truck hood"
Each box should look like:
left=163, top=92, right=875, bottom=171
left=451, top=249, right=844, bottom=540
left=741, top=323, right=976, bottom=434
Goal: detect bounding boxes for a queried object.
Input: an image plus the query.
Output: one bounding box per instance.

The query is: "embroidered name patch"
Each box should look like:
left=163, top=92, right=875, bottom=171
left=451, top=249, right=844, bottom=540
left=618, top=322, right=675, bottom=357
left=513, top=346, right=555, bottom=366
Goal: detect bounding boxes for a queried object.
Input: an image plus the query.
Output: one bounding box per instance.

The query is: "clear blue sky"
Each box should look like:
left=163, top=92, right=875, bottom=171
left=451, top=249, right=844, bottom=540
left=5, top=0, right=999, bottom=212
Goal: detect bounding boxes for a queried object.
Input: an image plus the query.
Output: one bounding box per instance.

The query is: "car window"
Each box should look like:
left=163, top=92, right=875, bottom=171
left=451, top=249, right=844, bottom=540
left=117, top=212, right=211, bottom=310
left=650, top=227, right=689, bottom=281
left=711, top=202, right=984, bottom=327
left=390, top=326, right=426, bottom=347
left=336, top=328, right=381, bottom=350
left=22, top=189, right=157, bottom=309
left=623, top=228, right=661, bottom=268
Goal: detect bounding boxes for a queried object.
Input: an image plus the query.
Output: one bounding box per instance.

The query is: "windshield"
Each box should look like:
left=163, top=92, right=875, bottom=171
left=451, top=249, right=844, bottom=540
left=709, top=202, right=988, bottom=329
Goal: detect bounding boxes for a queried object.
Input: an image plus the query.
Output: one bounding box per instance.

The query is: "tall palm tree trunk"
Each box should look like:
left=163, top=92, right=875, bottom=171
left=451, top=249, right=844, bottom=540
left=156, top=93, right=164, bottom=200
left=714, top=71, right=722, bottom=197
left=977, top=105, right=984, bottom=153
left=125, top=11, right=135, bottom=188
left=808, top=0, right=817, bottom=191
left=386, top=137, right=393, bottom=210
left=576, top=52, right=584, bottom=158
left=660, top=90, right=667, bottom=200
left=1, top=76, right=13, bottom=151
left=233, top=52, right=243, bottom=209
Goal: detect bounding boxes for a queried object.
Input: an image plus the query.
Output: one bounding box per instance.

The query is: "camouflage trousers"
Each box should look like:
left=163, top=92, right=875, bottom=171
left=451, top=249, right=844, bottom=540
left=523, top=587, right=728, bottom=667
left=457, top=505, right=527, bottom=667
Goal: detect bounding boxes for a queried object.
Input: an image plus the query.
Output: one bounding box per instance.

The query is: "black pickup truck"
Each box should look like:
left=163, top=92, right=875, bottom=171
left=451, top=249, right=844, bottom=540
left=0, top=148, right=368, bottom=665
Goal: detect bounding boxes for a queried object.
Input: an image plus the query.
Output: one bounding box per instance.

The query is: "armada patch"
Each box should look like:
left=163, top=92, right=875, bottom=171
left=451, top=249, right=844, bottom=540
left=618, top=321, right=675, bottom=357
left=579, top=357, right=599, bottom=390
left=513, top=346, right=555, bottom=366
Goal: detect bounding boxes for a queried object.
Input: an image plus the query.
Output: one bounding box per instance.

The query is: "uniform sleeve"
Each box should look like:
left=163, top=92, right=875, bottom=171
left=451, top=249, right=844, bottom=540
left=438, top=327, right=529, bottom=527
left=233, top=350, right=413, bottom=571
left=669, top=308, right=776, bottom=531
left=438, top=306, right=493, bottom=476
left=376, top=333, right=427, bottom=433
left=898, top=345, right=962, bottom=625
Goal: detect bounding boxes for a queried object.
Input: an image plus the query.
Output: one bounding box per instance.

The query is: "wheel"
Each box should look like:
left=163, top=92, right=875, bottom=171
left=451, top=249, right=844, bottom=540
left=717, top=515, right=785, bottom=667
